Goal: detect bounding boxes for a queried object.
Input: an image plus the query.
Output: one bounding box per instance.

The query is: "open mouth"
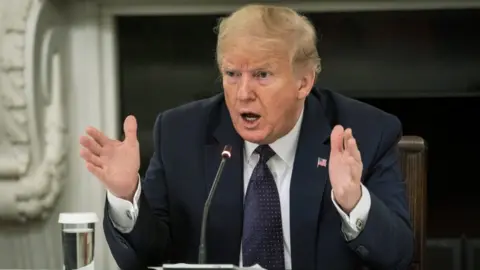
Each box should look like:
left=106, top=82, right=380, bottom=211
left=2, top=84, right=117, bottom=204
left=241, top=112, right=261, bottom=123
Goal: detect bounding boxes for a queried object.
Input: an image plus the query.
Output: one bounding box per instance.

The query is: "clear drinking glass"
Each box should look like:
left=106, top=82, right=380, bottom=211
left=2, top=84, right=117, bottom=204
left=58, top=212, right=99, bottom=270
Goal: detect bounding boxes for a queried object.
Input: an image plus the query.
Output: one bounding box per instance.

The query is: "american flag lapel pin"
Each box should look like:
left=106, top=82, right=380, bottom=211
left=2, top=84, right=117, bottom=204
left=317, top=157, right=327, bottom=168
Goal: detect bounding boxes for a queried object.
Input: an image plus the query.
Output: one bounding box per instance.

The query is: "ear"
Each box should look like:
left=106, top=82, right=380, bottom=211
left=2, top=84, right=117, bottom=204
left=297, top=69, right=316, bottom=100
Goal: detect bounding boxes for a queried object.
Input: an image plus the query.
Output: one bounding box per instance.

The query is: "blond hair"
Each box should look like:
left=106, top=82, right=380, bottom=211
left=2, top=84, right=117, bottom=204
left=215, top=4, right=321, bottom=75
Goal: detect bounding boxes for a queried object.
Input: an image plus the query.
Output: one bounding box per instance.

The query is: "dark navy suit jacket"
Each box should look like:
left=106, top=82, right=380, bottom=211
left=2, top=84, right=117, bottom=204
left=104, top=87, right=414, bottom=270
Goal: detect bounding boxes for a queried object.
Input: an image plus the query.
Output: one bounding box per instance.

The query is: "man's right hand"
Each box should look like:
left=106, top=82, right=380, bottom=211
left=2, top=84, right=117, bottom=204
left=79, top=115, right=140, bottom=202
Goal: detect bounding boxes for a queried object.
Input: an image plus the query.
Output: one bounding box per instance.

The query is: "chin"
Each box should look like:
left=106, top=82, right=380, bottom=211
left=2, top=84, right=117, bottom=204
left=231, top=115, right=274, bottom=144
left=236, top=128, right=271, bottom=144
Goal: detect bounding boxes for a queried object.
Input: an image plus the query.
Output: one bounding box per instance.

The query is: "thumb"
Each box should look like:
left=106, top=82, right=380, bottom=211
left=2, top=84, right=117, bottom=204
left=123, top=115, right=138, bottom=144
left=330, top=125, right=344, bottom=155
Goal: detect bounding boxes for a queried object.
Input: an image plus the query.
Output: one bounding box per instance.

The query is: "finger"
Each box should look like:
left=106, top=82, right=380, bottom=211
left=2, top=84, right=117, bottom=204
left=86, top=126, right=110, bottom=147
left=85, top=162, right=105, bottom=182
left=80, top=148, right=103, bottom=168
left=345, top=156, right=363, bottom=183
left=123, top=115, right=138, bottom=145
left=330, top=125, right=345, bottom=155
left=343, top=128, right=353, bottom=150
left=347, top=137, right=362, bottom=162
left=79, top=135, right=102, bottom=155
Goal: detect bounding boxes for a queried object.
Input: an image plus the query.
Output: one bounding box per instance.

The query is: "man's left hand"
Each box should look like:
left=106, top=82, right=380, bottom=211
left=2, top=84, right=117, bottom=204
left=328, top=125, right=363, bottom=214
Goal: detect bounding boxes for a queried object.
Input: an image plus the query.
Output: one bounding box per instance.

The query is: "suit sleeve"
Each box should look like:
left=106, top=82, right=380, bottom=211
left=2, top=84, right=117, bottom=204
left=346, top=116, right=414, bottom=269
left=103, top=113, right=171, bottom=270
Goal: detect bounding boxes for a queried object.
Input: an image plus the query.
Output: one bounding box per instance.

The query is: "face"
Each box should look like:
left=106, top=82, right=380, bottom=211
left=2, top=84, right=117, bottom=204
left=220, top=38, right=315, bottom=144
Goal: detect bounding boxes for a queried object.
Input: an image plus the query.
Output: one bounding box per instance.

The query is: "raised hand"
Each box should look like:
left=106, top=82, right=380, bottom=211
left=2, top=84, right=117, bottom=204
left=328, top=125, right=363, bottom=214
left=79, top=115, right=140, bottom=201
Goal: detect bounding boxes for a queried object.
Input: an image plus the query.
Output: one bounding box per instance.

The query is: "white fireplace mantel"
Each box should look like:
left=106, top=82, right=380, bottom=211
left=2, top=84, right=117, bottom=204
left=0, top=0, right=479, bottom=269
left=97, top=0, right=480, bottom=13
left=0, top=0, right=69, bottom=222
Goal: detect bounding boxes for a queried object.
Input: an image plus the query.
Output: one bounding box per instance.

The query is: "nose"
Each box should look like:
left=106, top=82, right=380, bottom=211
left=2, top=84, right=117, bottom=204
left=236, top=74, right=255, bottom=101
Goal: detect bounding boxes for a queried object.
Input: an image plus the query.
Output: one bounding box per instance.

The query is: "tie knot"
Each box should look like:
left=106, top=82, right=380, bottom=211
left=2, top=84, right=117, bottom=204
left=255, top=145, right=276, bottom=163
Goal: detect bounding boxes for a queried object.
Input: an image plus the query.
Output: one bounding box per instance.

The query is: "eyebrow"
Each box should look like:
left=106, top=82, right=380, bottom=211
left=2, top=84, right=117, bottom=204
left=222, top=63, right=275, bottom=71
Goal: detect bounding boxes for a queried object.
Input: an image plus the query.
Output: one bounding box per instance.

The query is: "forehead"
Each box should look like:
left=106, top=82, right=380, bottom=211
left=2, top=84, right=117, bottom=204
left=220, top=39, right=291, bottom=70
left=222, top=57, right=275, bottom=71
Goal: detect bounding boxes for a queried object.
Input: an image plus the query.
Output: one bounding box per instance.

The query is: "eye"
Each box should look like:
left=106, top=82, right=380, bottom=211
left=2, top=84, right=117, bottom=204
left=253, top=71, right=271, bottom=79
left=224, top=70, right=239, bottom=77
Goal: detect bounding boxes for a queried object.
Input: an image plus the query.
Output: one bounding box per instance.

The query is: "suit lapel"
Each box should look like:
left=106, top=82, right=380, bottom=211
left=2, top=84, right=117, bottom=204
left=290, top=93, right=332, bottom=269
left=204, top=103, right=244, bottom=264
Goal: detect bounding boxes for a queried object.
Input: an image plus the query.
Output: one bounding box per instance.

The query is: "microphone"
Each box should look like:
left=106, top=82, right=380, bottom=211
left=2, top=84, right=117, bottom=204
left=198, top=145, right=232, bottom=264
left=160, top=145, right=239, bottom=269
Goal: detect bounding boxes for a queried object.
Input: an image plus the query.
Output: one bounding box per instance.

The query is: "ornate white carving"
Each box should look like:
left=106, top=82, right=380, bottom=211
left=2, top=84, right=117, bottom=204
left=0, top=0, right=68, bottom=222
left=0, top=0, right=30, bottom=180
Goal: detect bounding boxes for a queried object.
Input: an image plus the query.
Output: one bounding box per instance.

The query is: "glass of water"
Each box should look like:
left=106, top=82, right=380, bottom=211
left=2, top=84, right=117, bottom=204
left=58, top=212, right=99, bottom=270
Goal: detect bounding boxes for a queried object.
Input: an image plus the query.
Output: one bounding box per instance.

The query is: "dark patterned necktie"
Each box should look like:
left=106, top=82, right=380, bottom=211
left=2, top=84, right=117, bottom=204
left=242, top=145, right=285, bottom=270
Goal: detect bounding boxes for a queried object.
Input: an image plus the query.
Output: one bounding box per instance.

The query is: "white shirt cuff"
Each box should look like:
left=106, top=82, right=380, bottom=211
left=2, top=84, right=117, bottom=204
left=331, top=184, right=371, bottom=241
left=106, top=175, right=142, bottom=233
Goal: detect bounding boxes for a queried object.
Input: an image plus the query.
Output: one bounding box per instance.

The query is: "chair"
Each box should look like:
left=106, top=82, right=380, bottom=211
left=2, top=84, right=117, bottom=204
left=398, top=136, right=428, bottom=270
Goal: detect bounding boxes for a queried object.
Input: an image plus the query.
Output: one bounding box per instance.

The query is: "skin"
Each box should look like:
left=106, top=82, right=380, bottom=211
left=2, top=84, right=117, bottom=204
left=220, top=39, right=312, bottom=145
left=329, top=126, right=363, bottom=213
left=79, top=36, right=363, bottom=212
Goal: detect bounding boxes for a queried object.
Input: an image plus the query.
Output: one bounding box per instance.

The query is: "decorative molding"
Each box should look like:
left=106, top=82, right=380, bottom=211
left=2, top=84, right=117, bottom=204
left=0, top=0, right=31, bottom=179
left=0, top=0, right=68, bottom=222
left=99, top=0, right=480, bottom=15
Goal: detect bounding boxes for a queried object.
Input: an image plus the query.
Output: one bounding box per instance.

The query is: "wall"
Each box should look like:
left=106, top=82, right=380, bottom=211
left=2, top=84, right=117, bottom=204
left=0, top=0, right=115, bottom=269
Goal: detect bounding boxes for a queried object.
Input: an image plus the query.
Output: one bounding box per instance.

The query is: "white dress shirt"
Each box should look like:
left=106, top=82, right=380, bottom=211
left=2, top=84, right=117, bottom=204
left=107, top=109, right=372, bottom=269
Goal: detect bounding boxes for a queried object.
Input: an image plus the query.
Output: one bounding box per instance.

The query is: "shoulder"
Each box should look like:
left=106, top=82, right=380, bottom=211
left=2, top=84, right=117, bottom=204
left=160, top=93, right=223, bottom=123
left=154, top=93, right=223, bottom=129
left=316, top=88, right=402, bottom=163
left=151, top=92, right=224, bottom=147
left=318, top=88, right=401, bottom=132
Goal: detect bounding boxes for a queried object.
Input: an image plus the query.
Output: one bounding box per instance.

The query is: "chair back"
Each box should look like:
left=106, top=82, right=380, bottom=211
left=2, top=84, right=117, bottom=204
left=398, top=136, right=428, bottom=270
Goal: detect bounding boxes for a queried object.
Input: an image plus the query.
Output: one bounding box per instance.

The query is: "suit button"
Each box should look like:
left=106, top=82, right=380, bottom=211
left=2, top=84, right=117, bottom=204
left=356, top=245, right=369, bottom=258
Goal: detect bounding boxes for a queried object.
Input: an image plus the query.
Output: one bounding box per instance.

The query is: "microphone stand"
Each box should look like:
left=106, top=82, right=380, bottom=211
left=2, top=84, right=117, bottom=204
left=198, top=145, right=232, bottom=264
left=162, top=146, right=236, bottom=270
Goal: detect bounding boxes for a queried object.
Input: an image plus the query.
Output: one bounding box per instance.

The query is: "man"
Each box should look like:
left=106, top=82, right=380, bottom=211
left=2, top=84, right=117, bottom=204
left=80, top=4, right=413, bottom=270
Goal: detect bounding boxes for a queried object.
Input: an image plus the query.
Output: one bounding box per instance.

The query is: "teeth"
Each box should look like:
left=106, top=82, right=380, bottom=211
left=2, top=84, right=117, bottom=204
left=241, top=113, right=260, bottom=122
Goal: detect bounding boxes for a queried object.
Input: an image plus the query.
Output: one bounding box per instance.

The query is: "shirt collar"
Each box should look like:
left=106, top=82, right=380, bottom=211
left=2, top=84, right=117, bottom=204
left=244, top=108, right=304, bottom=167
